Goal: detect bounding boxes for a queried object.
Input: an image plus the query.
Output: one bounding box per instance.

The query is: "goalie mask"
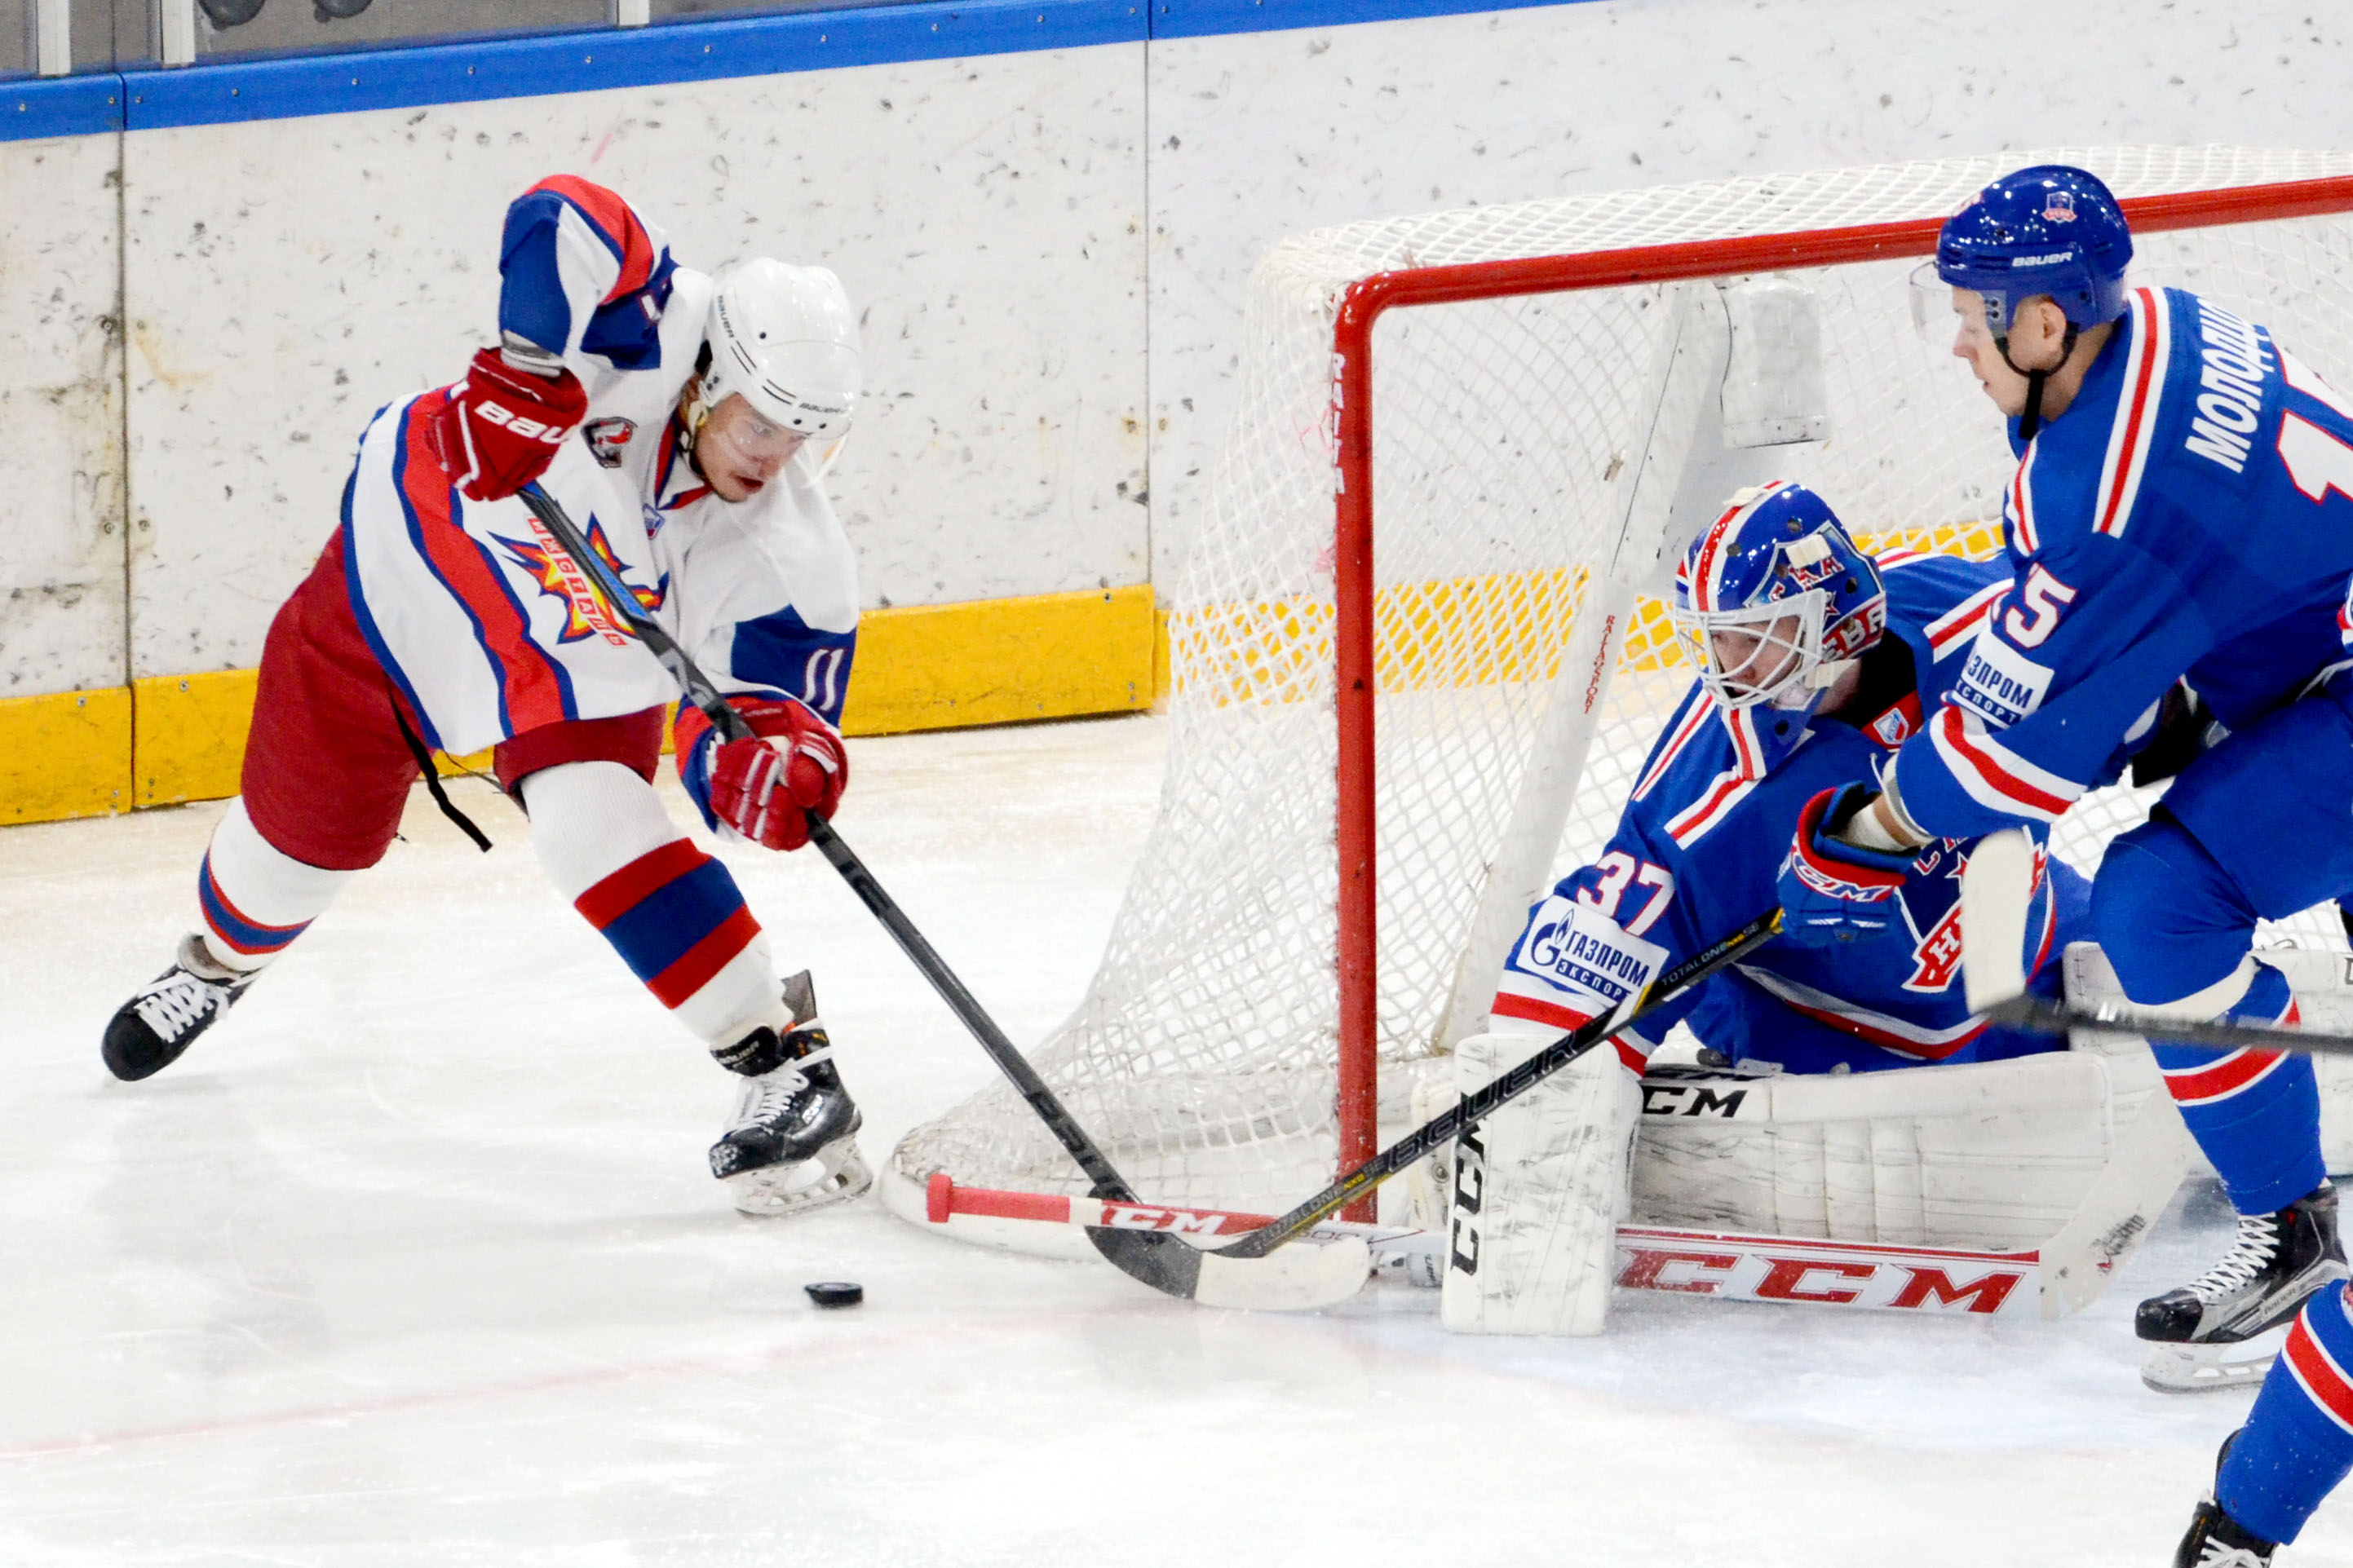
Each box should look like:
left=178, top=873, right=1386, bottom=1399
left=1672, top=481, right=1885, bottom=714
left=697, top=258, right=862, bottom=442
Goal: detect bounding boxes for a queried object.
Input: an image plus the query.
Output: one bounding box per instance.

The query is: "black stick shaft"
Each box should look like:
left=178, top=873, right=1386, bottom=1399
left=514, top=481, right=1143, bottom=1202
left=1219, top=908, right=1784, bottom=1259
left=803, top=815, right=1139, bottom=1200
left=1989, top=995, right=2353, bottom=1058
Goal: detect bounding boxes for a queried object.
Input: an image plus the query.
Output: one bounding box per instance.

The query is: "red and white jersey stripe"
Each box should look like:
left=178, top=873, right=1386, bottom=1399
left=1925, top=704, right=2083, bottom=824
left=1662, top=704, right=1767, bottom=847
left=2093, top=288, right=2171, bottom=540
left=1922, top=580, right=2009, bottom=662
left=1633, top=691, right=1718, bottom=803
left=2006, top=441, right=2042, bottom=557
left=1735, top=966, right=1990, bottom=1059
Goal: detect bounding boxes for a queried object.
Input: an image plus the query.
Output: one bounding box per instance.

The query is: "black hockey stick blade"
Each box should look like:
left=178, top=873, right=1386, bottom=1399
left=1091, top=908, right=1784, bottom=1306
left=1983, top=993, right=2353, bottom=1058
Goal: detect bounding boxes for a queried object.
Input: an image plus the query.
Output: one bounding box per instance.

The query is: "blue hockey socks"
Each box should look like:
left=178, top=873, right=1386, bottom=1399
left=2152, top=963, right=2325, bottom=1215
left=2221, top=1279, right=2353, bottom=1544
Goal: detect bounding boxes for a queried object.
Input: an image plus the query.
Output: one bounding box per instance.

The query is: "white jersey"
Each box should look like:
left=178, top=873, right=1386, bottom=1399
left=336, top=179, right=860, bottom=765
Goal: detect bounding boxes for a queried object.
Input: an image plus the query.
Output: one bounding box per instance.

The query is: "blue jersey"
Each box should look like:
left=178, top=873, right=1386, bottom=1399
left=1892, top=286, right=2353, bottom=839
left=1493, top=552, right=2080, bottom=1073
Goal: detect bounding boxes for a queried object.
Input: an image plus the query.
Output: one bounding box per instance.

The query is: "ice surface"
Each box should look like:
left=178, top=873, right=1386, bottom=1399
left=2, top=712, right=2347, bottom=1566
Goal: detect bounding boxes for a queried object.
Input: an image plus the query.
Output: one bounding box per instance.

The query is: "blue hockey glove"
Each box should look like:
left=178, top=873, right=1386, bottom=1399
left=1776, top=784, right=1916, bottom=947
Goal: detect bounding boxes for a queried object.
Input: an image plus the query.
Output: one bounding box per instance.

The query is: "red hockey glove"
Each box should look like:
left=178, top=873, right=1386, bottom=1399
left=701, top=696, right=848, bottom=852
left=432, top=347, right=589, bottom=502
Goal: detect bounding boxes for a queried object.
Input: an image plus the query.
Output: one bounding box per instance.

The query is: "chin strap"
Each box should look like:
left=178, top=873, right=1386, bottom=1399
left=678, top=379, right=712, bottom=480
left=1999, top=324, right=2079, bottom=441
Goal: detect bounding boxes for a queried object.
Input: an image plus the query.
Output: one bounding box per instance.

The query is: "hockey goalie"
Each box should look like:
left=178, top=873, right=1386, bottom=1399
left=1433, top=479, right=2192, bottom=1336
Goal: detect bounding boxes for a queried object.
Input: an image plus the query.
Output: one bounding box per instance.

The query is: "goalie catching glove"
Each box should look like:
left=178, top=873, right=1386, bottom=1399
left=677, top=695, right=848, bottom=851
left=432, top=345, right=590, bottom=502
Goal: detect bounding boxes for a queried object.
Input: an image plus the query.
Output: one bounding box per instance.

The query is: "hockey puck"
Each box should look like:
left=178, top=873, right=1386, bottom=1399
left=804, top=1281, right=864, bottom=1309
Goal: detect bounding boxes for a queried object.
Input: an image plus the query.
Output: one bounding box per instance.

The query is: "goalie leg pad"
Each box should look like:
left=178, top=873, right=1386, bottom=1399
left=1441, top=1033, right=1636, bottom=1337
left=1632, top=1053, right=2139, bottom=1252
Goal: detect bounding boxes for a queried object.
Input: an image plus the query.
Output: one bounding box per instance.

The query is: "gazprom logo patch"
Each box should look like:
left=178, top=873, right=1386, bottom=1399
left=1953, top=634, right=2053, bottom=727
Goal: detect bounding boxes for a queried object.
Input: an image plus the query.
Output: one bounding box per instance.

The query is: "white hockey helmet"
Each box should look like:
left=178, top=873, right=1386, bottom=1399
left=700, top=258, right=862, bottom=441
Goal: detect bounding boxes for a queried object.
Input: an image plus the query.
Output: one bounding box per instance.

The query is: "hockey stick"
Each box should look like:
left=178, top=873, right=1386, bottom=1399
left=511, top=482, right=1369, bottom=1309
left=1958, top=828, right=2353, bottom=1058
left=1086, top=908, right=1785, bottom=1303
left=921, top=1173, right=2090, bottom=1319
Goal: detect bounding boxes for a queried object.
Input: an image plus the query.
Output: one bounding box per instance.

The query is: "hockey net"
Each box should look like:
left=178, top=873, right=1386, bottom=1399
left=887, top=146, right=2353, bottom=1235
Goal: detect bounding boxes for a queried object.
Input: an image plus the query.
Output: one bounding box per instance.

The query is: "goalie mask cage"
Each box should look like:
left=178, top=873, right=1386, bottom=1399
left=884, top=146, right=2353, bottom=1240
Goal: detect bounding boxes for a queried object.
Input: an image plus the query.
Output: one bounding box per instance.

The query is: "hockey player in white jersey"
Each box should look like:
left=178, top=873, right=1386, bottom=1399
left=102, top=177, right=872, bottom=1217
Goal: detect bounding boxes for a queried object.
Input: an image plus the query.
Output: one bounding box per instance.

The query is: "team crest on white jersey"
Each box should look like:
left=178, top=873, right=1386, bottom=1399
left=584, top=416, right=638, bottom=469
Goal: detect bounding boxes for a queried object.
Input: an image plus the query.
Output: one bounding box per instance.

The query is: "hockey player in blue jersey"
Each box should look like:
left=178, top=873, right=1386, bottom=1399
left=1767, top=165, right=2353, bottom=1563
left=1492, top=479, right=2085, bottom=1078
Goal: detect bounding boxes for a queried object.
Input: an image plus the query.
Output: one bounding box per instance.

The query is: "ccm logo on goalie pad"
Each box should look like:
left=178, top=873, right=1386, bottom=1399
left=1519, top=896, right=1665, bottom=1010
left=1640, top=1083, right=1751, bottom=1118
left=1614, top=1239, right=2028, bottom=1314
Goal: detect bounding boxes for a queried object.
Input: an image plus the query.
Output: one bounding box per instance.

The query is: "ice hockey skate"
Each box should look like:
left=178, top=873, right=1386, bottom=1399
left=710, top=972, right=871, bottom=1217
left=2174, top=1433, right=2278, bottom=1567
left=100, top=934, right=259, bottom=1082
left=2138, top=1182, right=2348, bottom=1394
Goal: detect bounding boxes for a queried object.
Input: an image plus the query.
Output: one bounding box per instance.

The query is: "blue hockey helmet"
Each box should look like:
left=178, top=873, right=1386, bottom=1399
left=1934, top=164, right=2134, bottom=338
left=1672, top=481, right=1886, bottom=713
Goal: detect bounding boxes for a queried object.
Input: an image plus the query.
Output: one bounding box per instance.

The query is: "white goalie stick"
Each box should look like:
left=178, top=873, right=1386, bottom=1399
left=510, top=482, right=1371, bottom=1310
left=1961, top=829, right=2353, bottom=1057
left=920, top=1173, right=2161, bottom=1320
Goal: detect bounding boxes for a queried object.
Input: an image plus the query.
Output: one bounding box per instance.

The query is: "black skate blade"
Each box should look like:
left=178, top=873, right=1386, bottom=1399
left=2140, top=1323, right=2291, bottom=1394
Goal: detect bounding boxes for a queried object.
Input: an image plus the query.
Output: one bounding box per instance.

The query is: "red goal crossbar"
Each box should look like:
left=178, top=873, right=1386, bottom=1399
left=1324, top=174, right=2353, bottom=1218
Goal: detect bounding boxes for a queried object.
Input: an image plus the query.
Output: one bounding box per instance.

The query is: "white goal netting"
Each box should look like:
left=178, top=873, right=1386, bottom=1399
left=888, top=145, right=2353, bottom=1230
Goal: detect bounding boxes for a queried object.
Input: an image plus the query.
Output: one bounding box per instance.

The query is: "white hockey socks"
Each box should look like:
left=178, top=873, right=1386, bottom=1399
left=196, top=797, right=355, bottom=973
left=1442, top=1032, right=1639, bottom=1336
left=520, top=761, right=785, bottom=1046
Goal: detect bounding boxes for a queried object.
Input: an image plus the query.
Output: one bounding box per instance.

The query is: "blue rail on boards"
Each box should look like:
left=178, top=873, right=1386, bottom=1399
left=0, top=0, right=1606, bottom=142
left=0, top=73, right=124, bottom=139
left=118, top=0, right=1146, bottom=131
left=1148, top=0, right=1594, bottom=39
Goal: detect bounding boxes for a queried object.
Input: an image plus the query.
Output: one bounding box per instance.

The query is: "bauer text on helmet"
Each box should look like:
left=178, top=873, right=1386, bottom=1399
left=702, top=259, right=863, bottom=440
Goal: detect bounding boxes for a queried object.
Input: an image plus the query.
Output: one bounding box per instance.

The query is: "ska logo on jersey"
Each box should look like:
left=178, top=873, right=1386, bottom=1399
left=584, top=417, right=638, bottom=469
left=493, top=514, right=669, bottom=647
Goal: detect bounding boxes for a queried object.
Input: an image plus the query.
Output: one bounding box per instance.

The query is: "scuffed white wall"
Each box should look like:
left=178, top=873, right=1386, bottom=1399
left=123, top=42, right=1148, bottom=678
left=9, top=0, right=2353, bottom=700
left=0, top=131, right=122, bottom=698
left=1144, top=0, right=2353, bottom=583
